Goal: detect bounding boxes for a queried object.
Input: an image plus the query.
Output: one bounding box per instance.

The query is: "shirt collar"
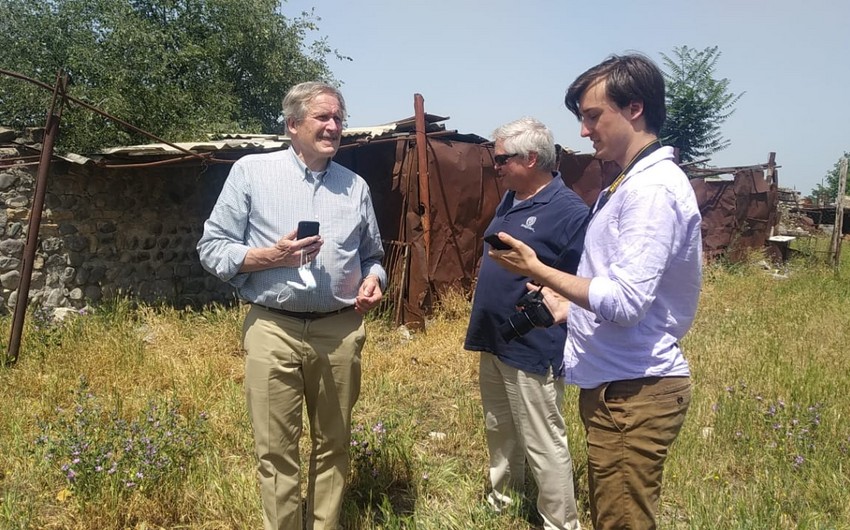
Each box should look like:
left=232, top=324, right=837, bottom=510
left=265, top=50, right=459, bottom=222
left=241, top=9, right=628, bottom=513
left=286, top=148, right=330, bottom=183
left=522, top=171, right=564, bottom=205
left=502, top=172, right=564, bottom=213
left=621, top=146, right=675, bottom=184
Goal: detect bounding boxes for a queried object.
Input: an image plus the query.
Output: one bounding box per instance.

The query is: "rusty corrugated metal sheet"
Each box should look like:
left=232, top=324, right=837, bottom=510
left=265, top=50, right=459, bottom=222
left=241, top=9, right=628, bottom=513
left=354, top=147, right=782, bottom=326
left=335, top=136, right=501, bottom=328
left=692, top=168, right=779, bottom=260
left=558, top=153, right=619, bottom=207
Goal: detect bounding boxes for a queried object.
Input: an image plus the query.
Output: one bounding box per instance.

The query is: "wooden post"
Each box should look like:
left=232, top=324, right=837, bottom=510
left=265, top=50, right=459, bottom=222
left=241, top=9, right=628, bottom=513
left=767, top=152, right=777, bottom=237
left=830, top=157, right=847, bottom=267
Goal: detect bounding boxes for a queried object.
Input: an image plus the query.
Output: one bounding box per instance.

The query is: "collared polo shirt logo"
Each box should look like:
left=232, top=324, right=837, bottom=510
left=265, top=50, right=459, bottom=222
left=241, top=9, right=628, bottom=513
left=521, top=216, right=537, bottom=232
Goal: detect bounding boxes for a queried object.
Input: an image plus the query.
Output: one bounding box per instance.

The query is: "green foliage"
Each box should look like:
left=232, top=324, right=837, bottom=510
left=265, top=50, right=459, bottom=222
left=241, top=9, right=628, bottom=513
left=810, top=153, right=848, bottom=204
left=0, top=0, right=344, bottom=153
left=660, top=45, right=744, bottom=163
left=34, top=376, right=209, bottom=501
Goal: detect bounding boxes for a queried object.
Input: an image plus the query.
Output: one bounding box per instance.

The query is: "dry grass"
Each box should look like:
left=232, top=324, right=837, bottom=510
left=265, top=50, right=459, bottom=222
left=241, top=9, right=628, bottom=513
left=2, top=244, right=849, bottom=529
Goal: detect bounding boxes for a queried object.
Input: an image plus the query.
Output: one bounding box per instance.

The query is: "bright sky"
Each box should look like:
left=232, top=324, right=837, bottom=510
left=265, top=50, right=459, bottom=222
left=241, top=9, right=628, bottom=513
left=282, top=0, right=849, bottom=195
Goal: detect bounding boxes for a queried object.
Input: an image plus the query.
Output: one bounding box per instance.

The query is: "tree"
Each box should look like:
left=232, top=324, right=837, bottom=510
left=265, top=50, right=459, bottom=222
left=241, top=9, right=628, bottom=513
left=0, top=0, right=345, bottom=153
left=659, top=45, right=744, bottom=163
left=810, top=152, right=849, bottom=205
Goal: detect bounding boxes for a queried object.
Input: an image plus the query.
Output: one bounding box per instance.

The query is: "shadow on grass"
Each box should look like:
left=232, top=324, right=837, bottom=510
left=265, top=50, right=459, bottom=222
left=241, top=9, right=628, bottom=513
left=340, top=420, right=416, bottom=528
left=341, top=462, right=416, bottom=529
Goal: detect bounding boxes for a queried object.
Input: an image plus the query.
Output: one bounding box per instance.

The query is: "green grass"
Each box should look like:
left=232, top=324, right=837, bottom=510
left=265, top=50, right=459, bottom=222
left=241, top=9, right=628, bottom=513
left=1, top=244, right=849, bottom=529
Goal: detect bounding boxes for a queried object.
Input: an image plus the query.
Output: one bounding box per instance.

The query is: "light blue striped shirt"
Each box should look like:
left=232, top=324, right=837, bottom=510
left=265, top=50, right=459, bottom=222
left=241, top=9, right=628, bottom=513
left=564, top=147, right=702, bottom=388
left=197, top=148, right=386, bottom=312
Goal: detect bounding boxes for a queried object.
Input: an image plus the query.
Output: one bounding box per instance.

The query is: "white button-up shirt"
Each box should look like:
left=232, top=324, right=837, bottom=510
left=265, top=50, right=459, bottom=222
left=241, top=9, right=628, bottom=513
left=564, top=146, right=702, bottom=388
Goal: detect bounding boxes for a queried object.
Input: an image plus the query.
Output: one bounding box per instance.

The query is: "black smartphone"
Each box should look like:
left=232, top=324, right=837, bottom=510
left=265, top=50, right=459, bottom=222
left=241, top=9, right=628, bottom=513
left=484, top=233, right=511, bottom=250
left=297, top=221, right=320, bottom=239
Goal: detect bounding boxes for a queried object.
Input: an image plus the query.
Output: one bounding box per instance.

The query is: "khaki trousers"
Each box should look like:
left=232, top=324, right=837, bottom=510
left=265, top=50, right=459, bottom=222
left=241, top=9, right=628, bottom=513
left=578, top=376, right=691, bottom=530
left=479, top=352, right=581, bottom=530
left=243, top=305, right=366, bottom=530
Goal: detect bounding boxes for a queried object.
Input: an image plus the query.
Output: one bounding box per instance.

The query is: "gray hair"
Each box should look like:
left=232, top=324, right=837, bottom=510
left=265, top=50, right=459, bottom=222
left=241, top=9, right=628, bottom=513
left=282, top=81, right=347, bottom=124
left=492, top=117, right=557, bottom=172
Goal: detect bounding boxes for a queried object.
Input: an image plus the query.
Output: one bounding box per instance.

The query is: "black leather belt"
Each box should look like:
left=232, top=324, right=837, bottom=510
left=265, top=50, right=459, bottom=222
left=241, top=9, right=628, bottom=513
left=255, top=304, right=355, bottom=320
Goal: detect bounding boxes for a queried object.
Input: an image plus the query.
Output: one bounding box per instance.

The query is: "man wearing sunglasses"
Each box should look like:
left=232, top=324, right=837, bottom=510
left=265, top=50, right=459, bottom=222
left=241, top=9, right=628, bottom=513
left=490, top=54, right=702, bottom=530
left=198, top=81, right=386, bottom=530
left=465, top=117, right=588, bottom=530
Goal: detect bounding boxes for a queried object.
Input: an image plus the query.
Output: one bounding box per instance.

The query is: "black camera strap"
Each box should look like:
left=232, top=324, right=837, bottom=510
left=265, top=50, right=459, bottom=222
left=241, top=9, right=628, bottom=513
left=547, top=139, right=662, bottom=274
left=532, top=139, right=661, bottom=292
left=591, top=139, right=662, bottom=216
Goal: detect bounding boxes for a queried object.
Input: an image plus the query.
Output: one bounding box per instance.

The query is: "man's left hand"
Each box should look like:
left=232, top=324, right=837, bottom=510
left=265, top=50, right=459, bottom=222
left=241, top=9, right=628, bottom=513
left=355, top=275, right=383, bottom=314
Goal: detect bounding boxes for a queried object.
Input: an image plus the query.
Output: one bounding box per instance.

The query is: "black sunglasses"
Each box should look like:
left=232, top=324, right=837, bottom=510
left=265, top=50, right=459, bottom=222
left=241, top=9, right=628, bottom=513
left=494, top=153, right=518, bottom=166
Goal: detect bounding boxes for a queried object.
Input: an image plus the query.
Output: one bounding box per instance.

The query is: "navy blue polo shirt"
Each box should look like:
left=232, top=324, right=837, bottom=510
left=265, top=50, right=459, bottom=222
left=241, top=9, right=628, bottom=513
left=464, top=174, right=589, bottom=376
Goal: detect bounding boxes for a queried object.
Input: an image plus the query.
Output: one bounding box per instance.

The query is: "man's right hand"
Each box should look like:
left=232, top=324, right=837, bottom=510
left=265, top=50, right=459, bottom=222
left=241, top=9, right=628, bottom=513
left=530, top=282, right=570, bottom=323
left=240, top=230, right=323, bottom=272
left=274, top=230, right=323, bottom=267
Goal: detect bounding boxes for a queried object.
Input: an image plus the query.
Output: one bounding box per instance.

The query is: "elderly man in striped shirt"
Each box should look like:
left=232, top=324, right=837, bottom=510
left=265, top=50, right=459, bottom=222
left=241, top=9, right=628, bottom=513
left=198, top=81, right=385, bottom=530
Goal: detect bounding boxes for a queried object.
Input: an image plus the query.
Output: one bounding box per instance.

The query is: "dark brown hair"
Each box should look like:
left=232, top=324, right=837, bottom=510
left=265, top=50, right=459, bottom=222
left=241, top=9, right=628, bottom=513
left=564, top=53, right=666, bottom=134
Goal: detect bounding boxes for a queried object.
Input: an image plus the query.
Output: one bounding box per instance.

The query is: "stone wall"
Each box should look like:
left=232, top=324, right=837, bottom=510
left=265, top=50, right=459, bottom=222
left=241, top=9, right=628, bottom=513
left=0, top=138, right=238, bottom=312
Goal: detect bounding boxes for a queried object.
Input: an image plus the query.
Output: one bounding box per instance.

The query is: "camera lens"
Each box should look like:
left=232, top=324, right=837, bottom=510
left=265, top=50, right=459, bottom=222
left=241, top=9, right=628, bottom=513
left=498, top=311, right=536, bottom=342
left=497, top=289, right=556, bottom=343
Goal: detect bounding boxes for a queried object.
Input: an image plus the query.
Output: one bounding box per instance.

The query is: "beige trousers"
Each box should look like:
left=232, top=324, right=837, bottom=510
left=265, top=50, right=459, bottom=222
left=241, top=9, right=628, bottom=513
left=243, top=305, right=365, bottom=530
left=579, top=376, right=691, bottom=530
left=479, top=352, right=581, bottom=530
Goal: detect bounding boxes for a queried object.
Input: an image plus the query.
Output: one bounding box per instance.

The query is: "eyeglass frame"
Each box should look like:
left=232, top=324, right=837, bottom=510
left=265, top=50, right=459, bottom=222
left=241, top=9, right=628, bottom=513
left=493, top=153, right=519, bottom=166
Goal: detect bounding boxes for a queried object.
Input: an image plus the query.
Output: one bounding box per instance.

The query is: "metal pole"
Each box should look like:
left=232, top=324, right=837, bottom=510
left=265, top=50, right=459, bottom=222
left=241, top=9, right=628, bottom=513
left=767, top=152, right=777, bottom=237
left=5, top=71, right=68, bottom=366
left=830, top=157, right=847, bottom=267
left=414, top=94, right=431, bottom=280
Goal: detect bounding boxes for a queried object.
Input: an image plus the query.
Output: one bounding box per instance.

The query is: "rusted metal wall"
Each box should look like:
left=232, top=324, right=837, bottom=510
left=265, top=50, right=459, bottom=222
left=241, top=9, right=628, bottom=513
left=558, top=153, right=621, bottom=207
left=332, top=145, right=780, bottom=326
left=412, top=139, right=504, bottom=321
left=336, top=137, right=503, bottom=328
left=560, top=153, right=780, bottom=261
left=691, top=169, right=779, bottom=260
left=338, top=147, right=625, bottom=328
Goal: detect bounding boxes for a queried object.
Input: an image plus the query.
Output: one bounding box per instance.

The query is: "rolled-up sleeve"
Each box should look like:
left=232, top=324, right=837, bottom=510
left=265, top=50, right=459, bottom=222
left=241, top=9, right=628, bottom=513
left=588, top=185, right=679, bottom=326
left=197, top=164, right=252, bottom=287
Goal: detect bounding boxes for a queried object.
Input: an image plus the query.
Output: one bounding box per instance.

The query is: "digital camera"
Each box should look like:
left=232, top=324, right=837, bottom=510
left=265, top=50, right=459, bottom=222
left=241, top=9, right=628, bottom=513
left=498, top=287, right=555, bottom=342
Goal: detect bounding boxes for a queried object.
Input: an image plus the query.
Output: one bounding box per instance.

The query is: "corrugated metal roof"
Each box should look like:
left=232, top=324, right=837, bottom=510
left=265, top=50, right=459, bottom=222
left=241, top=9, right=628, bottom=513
left=97, top=136, right=289, bottom=157
left=57, top=114, right=458, bottom=166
